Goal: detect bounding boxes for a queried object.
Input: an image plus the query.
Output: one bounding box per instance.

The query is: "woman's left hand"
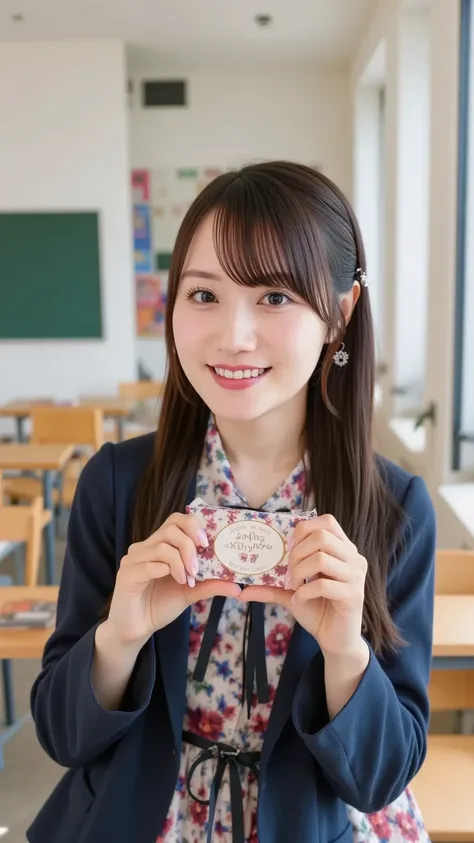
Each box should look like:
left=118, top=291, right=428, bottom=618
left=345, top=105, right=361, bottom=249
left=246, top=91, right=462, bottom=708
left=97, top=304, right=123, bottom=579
left=239, top=514, right=368, bottom=658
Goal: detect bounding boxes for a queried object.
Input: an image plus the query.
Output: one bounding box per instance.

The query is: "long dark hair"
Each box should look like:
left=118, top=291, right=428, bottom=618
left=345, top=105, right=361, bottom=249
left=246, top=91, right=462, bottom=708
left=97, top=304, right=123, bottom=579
left=133, top=161, right=404, bottom=654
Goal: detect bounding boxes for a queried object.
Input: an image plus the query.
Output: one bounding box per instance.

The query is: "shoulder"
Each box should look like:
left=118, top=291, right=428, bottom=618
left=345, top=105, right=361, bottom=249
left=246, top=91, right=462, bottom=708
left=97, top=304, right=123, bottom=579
left=375, top=453, right=434, bottom=522
left=375, top=454, right=436, bottom=590
left=78, top=433, right=155, bottom=502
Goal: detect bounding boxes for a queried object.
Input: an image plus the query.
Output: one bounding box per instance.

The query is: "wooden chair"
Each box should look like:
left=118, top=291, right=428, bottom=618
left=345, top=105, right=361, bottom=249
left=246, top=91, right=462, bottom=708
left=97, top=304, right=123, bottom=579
left=104, top=381, right=162, bottom=442
left=410, top=550, right=474, bottom=841
left=412, top=670, right=474, bottom=842
left=118, top=380, right=163, bottom=401
left=4, top=406, right=104, bottom=509
left=0, top=496, right=44, bottom=587
left=435, top=549, right=474, bottom=594
left=0, top=496, right=46, bottom=733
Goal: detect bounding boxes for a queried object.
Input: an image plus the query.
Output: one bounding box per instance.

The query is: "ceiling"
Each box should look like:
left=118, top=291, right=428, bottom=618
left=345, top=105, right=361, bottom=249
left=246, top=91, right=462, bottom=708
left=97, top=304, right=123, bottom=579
left=1, top=0, right=377, bottom=66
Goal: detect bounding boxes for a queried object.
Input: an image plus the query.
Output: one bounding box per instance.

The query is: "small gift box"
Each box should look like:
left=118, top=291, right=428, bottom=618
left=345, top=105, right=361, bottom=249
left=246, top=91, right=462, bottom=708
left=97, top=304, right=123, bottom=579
left=186, top=498, right=317, bottom=587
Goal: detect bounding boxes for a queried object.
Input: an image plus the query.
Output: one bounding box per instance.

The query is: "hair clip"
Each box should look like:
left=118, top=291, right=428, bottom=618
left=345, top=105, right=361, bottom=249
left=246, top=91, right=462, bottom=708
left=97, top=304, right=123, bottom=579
left=355, top=267, right=368, bottom=287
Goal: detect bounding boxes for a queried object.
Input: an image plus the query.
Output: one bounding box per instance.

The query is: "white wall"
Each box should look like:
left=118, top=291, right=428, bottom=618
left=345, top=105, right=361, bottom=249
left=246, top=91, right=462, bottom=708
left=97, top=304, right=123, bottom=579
left=128, top=62, right=352, bottom=378
left=0, top=40, right=135, bottom=431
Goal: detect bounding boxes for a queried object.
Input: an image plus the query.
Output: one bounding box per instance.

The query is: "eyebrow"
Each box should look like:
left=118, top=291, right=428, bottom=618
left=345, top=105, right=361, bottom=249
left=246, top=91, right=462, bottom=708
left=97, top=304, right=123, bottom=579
left=180, top=269, right=222, bottom=282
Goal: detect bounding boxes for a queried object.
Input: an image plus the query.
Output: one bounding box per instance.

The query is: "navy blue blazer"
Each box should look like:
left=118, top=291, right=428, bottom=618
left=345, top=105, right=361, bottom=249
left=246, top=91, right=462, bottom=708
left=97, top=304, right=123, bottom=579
left=27, top=433, right=436, bottom=843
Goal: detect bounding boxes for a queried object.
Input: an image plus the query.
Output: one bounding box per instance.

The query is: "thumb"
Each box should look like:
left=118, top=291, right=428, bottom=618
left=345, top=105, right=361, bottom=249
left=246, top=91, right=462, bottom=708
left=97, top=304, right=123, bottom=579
left=190, top=578, right=242, bottom=603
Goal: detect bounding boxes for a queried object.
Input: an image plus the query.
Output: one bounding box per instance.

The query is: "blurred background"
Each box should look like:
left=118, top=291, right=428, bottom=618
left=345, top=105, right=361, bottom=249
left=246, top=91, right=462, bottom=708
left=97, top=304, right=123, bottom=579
left=0, top=0, right=473, bottom=840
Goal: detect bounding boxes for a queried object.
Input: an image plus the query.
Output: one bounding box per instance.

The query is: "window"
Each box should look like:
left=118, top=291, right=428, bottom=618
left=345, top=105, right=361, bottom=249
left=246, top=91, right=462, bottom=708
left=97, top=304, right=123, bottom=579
left=391, top=7, right=431, bottom=419
left=354, top=42, right=387, bottom=368
left=453, top=0, right=474, bottom=472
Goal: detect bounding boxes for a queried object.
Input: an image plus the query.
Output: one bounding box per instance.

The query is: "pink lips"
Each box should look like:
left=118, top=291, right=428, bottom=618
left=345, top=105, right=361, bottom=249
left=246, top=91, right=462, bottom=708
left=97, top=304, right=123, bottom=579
left=208, top=365, right=270, bottom=391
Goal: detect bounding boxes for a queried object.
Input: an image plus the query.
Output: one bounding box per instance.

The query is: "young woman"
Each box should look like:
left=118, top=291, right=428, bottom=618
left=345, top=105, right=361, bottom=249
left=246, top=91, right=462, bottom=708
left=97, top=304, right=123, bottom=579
left=28, top=162, right=435, bottom=843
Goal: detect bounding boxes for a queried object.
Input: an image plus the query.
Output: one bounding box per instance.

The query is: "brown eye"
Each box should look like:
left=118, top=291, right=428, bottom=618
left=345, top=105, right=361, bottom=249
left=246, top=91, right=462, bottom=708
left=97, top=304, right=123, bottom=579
left=261, top=292, right=292, bottom=306
left=186, top=287, right=217, bottom=304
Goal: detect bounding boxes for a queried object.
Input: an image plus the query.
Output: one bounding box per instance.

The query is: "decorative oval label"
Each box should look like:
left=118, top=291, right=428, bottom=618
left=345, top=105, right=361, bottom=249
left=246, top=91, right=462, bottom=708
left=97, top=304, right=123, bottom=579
left=214, top=519, right=285, bottom=576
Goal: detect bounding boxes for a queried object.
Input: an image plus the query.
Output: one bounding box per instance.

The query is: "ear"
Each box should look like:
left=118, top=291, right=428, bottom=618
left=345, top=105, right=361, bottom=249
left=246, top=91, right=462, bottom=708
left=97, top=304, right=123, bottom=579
left=324, top=282, right=362, bottom=343
left=340, top=282, right=361, bottom=326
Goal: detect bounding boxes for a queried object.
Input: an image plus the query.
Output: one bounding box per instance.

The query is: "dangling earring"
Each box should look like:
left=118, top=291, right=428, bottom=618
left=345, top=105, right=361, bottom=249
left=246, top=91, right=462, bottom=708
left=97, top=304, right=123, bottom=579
left=333, top=342, right=349, bottom=367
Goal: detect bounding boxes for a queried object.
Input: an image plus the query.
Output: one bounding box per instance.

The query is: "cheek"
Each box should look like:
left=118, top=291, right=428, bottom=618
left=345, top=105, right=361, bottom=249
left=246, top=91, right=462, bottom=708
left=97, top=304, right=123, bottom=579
left=172, top=305, right=206, bottom=358
left=276, top=313, right=326, bottom=367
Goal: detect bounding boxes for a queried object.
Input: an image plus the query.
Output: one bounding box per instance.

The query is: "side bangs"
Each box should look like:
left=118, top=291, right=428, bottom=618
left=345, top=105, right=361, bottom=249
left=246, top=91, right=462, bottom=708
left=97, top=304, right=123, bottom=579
left=212, top=177, right=338, bottom=328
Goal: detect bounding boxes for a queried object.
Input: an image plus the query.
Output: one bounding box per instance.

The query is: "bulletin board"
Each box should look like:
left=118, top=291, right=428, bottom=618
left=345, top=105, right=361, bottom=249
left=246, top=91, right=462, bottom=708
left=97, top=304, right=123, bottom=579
left=132, top=167, right=223, bottom=337
left=0, top=211, right=102, bottom=339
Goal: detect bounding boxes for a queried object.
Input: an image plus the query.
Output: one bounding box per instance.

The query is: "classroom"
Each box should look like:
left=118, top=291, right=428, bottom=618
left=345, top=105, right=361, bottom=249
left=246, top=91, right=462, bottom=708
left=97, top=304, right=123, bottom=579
left=0, top=0, right=473, bottom=841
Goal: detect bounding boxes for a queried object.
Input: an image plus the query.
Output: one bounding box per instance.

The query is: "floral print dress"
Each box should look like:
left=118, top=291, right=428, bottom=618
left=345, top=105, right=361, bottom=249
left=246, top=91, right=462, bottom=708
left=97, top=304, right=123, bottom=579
left=157, top=417, right=429, bottom=843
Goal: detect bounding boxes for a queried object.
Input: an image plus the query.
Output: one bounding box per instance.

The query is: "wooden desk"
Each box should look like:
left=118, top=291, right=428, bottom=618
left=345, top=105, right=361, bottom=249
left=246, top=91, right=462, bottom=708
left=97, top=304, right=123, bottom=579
left=0, top=586, right=58, bottom=659
left=0, top=400, right=71, bottom=442
left=79, top=396, right=134, bottom=441
left=433, top=595, right=474, bottom=669
left=0, top=444, right=74, bottom=584
left=0, top=397, right=134, bottom=442
left=413, top=735, right=474, bottom=842
left=0, top=586, right=58, bottom=764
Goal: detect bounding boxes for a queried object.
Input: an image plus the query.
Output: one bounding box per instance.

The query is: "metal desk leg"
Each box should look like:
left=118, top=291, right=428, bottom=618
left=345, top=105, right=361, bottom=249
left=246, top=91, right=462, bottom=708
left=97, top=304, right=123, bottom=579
left=42, top=470, right=56, bottom=585
left=2, top=660, right=15, bottom=727
left=16, top=415, right=27, bottom=443
left=117, top=416, right=125, bottom=442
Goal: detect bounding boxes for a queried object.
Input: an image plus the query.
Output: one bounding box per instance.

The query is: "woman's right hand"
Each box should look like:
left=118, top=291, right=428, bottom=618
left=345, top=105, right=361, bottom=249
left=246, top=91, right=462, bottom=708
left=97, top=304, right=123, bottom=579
left=105, top=512, right=240, bottom=649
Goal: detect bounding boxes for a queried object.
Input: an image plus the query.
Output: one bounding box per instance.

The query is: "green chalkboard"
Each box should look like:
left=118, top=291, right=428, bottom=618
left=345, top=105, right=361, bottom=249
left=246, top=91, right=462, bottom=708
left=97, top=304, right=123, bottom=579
left=0, top=211, right=103, bottom=339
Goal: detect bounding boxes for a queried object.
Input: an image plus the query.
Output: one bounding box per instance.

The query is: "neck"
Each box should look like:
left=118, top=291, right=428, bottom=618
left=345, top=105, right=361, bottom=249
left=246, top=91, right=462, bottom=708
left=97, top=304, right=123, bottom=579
left=214, top=391, right=307, bottom=474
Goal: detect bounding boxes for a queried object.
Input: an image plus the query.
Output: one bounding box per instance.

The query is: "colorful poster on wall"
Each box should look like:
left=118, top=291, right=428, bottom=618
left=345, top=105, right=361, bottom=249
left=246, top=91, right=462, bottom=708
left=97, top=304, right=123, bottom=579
left=132, top=166, right=224, bottom=337
left=132, top=169, right=151, bottom=203
left=136, top=273, right=167, bottom=337
left=133, top=204, right=152, bottom=273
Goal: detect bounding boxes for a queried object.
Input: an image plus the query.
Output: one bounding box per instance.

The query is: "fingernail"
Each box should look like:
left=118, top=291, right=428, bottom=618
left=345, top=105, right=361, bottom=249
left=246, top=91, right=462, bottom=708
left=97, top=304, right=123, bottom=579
left=198, top=529, right=208, bottom=548
left=287, top=534, right=294, bottom=552
left=291, top=592, right=298, bottom=604
left=187, top=575, right=196, bottom=588
left=192, top=556, right=199, bottom=576
left=284, top=572, right=292, bottom=590
left=180, top=571, right=187, bottom=585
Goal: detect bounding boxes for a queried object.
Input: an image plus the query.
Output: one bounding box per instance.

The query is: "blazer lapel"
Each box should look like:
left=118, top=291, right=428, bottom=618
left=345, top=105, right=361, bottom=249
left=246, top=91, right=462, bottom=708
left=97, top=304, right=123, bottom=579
left=261, top=621, right=319, bottom=771
left=154, top=479, right=197, bottom=752
left=155, top=608, right=191, bottom=752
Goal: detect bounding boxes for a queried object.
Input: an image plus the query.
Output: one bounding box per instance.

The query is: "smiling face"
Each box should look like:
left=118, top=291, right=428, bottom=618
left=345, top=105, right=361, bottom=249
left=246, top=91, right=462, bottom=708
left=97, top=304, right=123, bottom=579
left=172, top=214, right=329, bottom=423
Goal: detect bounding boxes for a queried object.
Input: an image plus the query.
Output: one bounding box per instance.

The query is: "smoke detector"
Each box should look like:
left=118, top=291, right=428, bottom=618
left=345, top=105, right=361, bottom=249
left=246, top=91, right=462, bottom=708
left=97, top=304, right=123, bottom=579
left=254, top=14, right=272, bottom=27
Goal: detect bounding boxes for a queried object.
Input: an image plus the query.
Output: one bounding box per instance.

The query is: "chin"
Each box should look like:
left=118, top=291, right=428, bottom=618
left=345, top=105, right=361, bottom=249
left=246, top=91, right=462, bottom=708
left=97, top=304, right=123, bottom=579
left=205, top=394, right=277, bottom=424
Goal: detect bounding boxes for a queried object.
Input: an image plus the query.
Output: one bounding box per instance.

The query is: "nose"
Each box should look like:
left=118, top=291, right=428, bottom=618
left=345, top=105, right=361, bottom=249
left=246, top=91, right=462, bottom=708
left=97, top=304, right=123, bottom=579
left=216, top=302, right=257, bottom=354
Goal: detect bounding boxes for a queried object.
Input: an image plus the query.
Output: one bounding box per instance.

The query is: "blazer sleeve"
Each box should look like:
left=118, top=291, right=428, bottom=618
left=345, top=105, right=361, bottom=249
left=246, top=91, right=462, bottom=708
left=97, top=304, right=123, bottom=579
left=30, top=443, right=156, bottom=769
left=292, top=475, right=435, bottom=813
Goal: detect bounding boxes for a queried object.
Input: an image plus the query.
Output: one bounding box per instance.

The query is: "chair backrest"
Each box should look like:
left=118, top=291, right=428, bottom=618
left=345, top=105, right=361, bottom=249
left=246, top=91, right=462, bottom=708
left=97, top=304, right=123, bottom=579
left=118, top=380, right=164, bottom=401
left=0, top=495, right=43, bottom=586
left=31, top=406, right=104, bottom=450
left=435, top=549, right=474, bottom=594
left=429, top=669, right=474, bottom=712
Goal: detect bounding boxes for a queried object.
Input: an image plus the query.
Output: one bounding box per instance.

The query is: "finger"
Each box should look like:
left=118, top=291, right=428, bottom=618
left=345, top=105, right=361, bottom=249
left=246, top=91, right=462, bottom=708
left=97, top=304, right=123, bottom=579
left=190, top=579, right=241, bottom=604
left=291, top=578, right=352, bottom=604
left=238, top=585, right=291, bottom=608
left=139, top=544, right=187, bottom=586
left=292, top=514, right=347, bottom=547
left=144, top=512, right=208, bottom=550
left=154, top=524, right=199, bottom=579
left=290, top=552, right=350, bottom=590
left=290, top=529, right=348, bottom=566
left=127, top=559, right=174, bottom=584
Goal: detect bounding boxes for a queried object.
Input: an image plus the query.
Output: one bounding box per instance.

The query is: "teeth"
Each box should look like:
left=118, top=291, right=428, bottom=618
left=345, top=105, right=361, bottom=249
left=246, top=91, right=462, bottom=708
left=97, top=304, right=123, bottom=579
left=214, top=367, right=266, bottom=379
